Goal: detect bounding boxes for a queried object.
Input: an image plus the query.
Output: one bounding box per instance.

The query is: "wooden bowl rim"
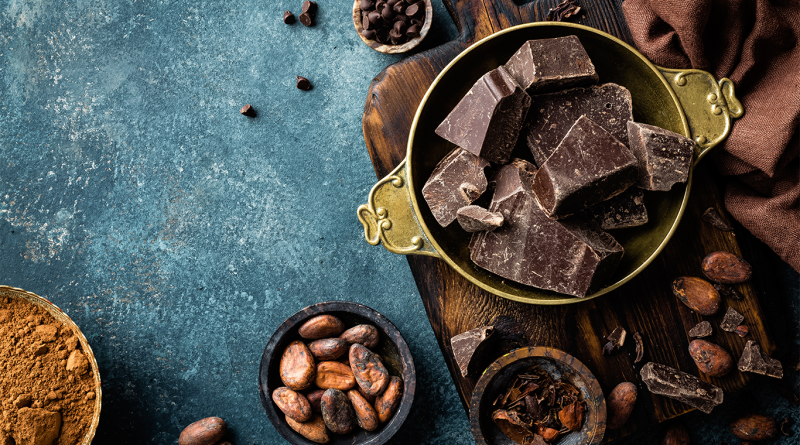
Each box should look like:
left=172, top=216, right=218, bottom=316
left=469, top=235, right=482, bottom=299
left=352, top=0, right=433, bottom=54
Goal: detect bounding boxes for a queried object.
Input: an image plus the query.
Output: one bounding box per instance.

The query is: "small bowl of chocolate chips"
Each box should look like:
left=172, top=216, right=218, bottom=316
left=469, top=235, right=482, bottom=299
left=353, top=0, right=432, bottom=54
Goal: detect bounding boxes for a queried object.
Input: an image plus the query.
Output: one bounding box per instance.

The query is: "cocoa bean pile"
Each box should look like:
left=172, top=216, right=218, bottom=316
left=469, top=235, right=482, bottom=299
left=273, top=314, right=403, bottom=443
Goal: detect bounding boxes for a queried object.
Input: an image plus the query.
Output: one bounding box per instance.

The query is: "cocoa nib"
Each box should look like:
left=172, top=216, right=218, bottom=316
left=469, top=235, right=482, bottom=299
left=633, top=332, right=644, bottom=363
left=702, top=207, right=733, bottom=231
left=603, top=326, right=626, bottom=355
left=720, top=306, right=745, bottom=332
left=546, top=0, right=582, bottom=21
left=688, top=321, right=713, bottom=338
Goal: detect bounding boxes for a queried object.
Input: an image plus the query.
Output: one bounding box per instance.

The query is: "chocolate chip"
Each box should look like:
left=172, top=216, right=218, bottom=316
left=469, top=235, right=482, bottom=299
left=405, top=1, right=422, bottom=17
left=362, top=15, right=372, bottom=30
left=389, top=28, right=404, bottom=45
left=362, top=29, right=377, bottom=40
left=392, top=20, right=406, bottom=33
left=240, top=104, right=255, bottom=117
left=302, top=0, right=317, bottom=14
left=360, top=0, right=374, bottom=9
left=299, top=12, right=314, bottom=26
left=296, top=76, right=312, bottom=91
left=406, top=24, right=420, bottom=38
left=368, top=11, right=381, bottom=24
left=283, top=11, right=296, bottom=24
left=392, top=1, right=406, bottom=14
left=380, top=7, right=394, bottom=20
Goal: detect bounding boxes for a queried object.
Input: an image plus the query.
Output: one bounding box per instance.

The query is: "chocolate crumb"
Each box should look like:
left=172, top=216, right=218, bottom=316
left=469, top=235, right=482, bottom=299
left=702, top=207, right=733, bottom=231
left=283, top=10, right=296, bottom=24
left=296, top=76, right=312, bottom=90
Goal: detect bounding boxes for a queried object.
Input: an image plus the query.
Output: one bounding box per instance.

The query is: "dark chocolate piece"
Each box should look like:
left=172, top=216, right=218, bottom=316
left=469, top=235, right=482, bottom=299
left=602, top=326, right=627, bottom=355
left=450, top=325, right=494, bottom=377
left=640, top=362, right=724, bottom=414
left=504, top=36, right=598, bottom=95
left=590, top=186, right=648, bottom=230
left=532, top=116, right=638, bottom=219
left=435, top=66, right=531, bottom=164
left=523, top=83, right=633, bottom=166
left=546, top=0, right=582, bottom=21
left=283, top=10, right=296, bottom=24
left=738, top=340, right=783, bottom=378
left=422, top=148, right=491, bottom=227
left=470, top=160, right=624, bottom=298
left=714, top=283, right=744, bottom=300
left=633, top=332, right=644, bottom=363
left=688, top=321, right=712, bottom=338
left=719, top=306, right=744, bottom=332
left=456, top=205, right=504, bottom=232
left=627, top=121, right=695, bottom=191
left=702, top=207, right=733, bottom=231
left=296, top=76, right=312, bottom=90
left=240, top=104, right=255, bottom=117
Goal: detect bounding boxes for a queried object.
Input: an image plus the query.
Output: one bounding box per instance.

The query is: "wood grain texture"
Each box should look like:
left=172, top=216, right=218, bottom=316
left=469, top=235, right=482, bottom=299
left=361, top=0, right=781, bottom=438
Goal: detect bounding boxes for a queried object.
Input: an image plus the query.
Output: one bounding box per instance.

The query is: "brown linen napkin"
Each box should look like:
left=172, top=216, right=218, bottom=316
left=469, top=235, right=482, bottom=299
left=622, top=0, right=800, bottom=272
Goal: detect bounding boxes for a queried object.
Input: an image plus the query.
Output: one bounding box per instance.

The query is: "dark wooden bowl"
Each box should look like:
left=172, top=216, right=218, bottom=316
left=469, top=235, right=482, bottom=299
left=469, top=347, right=606, bottom=445
left=259, top=301, right=416, bottom=445
left=352, top=0, right=433, bottom=54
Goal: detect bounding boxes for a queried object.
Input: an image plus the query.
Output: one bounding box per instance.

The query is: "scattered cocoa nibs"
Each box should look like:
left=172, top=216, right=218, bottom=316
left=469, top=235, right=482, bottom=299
left=702, top=207, right=733, bottom=231
left=714, top=283, right=744, bottom=300
left=240, top=104, right=255, bottom=117
left=602, top=326, right=626, bottom=355
left=299, top=11, right=314, bottom=26
left=546, top=0, right=582, bottom=22
left=633, top=332, right=644, bottom=363
left=779, top=416, right=794, bottom=436
left=734, top=325, right=749, bottom=337
left=283, top=10, right=296, bottom=24
left=296, top=76, right=312, bottom=90
left=688, top=320, right=713, bottom=338
left=720, top=306, right=745, bottom=332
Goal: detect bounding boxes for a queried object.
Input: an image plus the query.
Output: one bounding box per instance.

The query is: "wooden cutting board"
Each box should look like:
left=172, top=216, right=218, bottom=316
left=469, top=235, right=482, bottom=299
left=361, top=0, right=782, bottom=440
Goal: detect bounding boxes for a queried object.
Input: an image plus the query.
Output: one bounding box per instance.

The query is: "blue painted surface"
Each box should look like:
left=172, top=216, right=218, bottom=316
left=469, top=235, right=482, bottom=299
left=0, top=1, right=797, bottom=444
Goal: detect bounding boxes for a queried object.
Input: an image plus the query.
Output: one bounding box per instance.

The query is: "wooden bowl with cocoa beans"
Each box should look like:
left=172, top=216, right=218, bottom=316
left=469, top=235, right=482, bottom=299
left=259, top=301, right=415, bottom=444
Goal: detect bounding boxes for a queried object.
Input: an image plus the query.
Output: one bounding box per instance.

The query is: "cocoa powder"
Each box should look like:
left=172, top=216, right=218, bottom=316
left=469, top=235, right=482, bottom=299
left=0, top=295, right=97, bottom=445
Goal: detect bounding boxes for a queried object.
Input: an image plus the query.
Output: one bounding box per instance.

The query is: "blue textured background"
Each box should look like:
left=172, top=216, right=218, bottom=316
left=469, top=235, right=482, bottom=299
left=1, top=0, right=797, bottom=444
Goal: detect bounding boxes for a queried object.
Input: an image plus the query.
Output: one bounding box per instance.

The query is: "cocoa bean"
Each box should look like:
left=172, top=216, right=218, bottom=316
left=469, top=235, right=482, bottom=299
left=349, top=344, right=389, bottom=396
left=607, top=382, right=637, bottom=430
left=280, top=340, right=316, bottom=390
left=340, top=324, right=379, bottom=348
left=347, top=389, right=379, bottom=431
left=357, top=383, right=376, bottom=404
left=306, top=389, right=325, bottom=414
left=298, top=315, right=345, bottom=339
left=308, top=338, right=348, bottom=361
left=321, top=388, right=355, bottom=434
left=672, top=277, right=721, bottom=315
left=702, top=251, right=752, bottom=284
left=286, top=414, right=330, bottom=443
left=178, top=417, right=226, bottom=445
left=688, top=339, right=734, bottom=377
left=272, top=387, right=312, bottom=422
left=661, top=423, right=690, bottom=445
left=374, top=376, right=403, bottom=423
left=315, top=361, right=356, bottom=390
left=730, top=414, right=778, bottom=441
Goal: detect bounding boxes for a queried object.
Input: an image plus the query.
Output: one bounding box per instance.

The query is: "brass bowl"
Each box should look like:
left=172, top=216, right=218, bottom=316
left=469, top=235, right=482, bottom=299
left=352, top=0, right=433, bottom=54
left=0, top=285, right=102, bottom=445
left=469, top=347, right=606, bottom=445
left=358, top=22, right=743, bottom=304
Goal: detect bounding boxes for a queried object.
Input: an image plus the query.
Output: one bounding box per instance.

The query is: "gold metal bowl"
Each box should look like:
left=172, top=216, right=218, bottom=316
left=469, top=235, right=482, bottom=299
left=358, top=22, right=743, bottom=305
left=0, top=285, right=102, bottom=444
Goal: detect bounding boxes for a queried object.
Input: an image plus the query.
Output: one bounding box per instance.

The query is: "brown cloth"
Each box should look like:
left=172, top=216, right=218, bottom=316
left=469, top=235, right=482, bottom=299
left=622, top=0, right=800, bottom=272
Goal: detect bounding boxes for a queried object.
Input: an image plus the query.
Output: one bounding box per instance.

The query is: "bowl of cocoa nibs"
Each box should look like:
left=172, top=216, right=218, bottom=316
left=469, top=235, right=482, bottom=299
left=259, top=301, right=415, bottom=444
left=353, top=0, right=432, bottom=54
left=470, top=346, right=606, bottom=445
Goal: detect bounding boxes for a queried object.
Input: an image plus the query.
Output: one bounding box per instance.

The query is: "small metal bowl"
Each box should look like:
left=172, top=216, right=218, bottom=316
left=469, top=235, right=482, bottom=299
left=0, top=285, right=102, bottom=445
left=259, top=301, right=416, bottom=445
left=470, top=346, right=606, bottom=445
left=352, top=0, right=432, bottom=54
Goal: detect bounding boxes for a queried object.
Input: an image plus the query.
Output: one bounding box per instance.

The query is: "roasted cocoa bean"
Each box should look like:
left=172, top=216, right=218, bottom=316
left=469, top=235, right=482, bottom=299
left=286, top=414, right=330, bottom=443
left=280, top=340, right=316, bottom=390
left=356, top=383, right=376, bottom=404
left=688, top=339, right=734, bottom=377
left=308, top=338, right=348, bottom=361
left=306, top=389, right=325, bottom=414
left=298, top=315, right=345, bottom=339
left=272, top=387, right=312, bottom=422
left=349, top=344, right=389, bottom=396
left=315, top=361, right=356, bottom=390
left=347, top=389, right=379, bottom=431
left=661, top=423, right=690, bottom=445
left=607, top=382, right=637, bottom=430
left=178, top=417, right=227, bottom=445
left=321, top=388, right=355, bottom=435
left=340, top=325, right=379, bottom=348
left=375, top=376, right=403, bottom=423
left=702, top=251, right=752, bottom=284
left=672, top=277, right=721, bottom=315
left=730, top=414, right=778, bottom=441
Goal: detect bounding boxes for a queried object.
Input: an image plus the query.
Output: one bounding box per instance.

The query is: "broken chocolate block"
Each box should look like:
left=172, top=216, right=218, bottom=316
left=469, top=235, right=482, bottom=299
left=627, top=121, right=695, bottom=191
left=738, top=340, right=783, bottom=379
left=435, top=66, right=531, bottom=164
left=450, top=326, right=494, bottom=377
left=504, top=36, right=598, bottom=95
left=457, top=205, right=504, bottom=232
left=720, top=306, right=745, bottom=332
left=470, top=160, right=624, bottom=297
left=523, top=83, right=633, bottom=166
left=602, top=326, right=627, bottom=355
left=688, top=321, right=713, bottom=338
left=640, top=362, right=724, bottom=414
left=590, top=186, right=648, bottom=230
left=422, top=148, right=491, bottom=227
left=532, top=115, right=638, bottom=219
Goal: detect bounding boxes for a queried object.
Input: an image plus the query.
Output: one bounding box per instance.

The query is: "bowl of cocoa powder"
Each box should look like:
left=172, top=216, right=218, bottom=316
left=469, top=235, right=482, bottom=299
left=0, top=285, right=101, bottom=445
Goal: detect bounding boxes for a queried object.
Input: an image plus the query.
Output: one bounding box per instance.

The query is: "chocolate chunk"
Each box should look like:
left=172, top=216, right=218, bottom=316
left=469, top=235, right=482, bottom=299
left=702, top=207, right=733, bottom=231
left=435, top=66, right=532, bottom=164
left=504, top=36, right=598, bottom=95
left=240, top=104, right=255, bottom=117
left=720, top=306, right=745, bottom=332
left=633, top=332, right=645, bottom=363
left=299, top=11, right=314, bottom=26
left=422, top=148, right=491, bottom=227
left=688, top=321, right=712, bottom=338
left=532, top=115, right=638, bottom=219
left=283, top=10, right=296, bottom=24
left=450, top=326, right=494, bottom=377
left=523, top=83, right=633, bottom=166
left=470, top=160, right=624, bottom=297
left=640, top=362, right=724, bottom=414
left=738, top=340, right=783, bottom=378
left=714, top=283, right=744, bottom=301
left=589, top=186, right=648, bottom=230
left=296, top=76, right=312, bottom=90
left=457, top=205, right=504, bottom=232
left=602, top=326, right=627, bottom=355
left=627, top=121, right=694, bottom=191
